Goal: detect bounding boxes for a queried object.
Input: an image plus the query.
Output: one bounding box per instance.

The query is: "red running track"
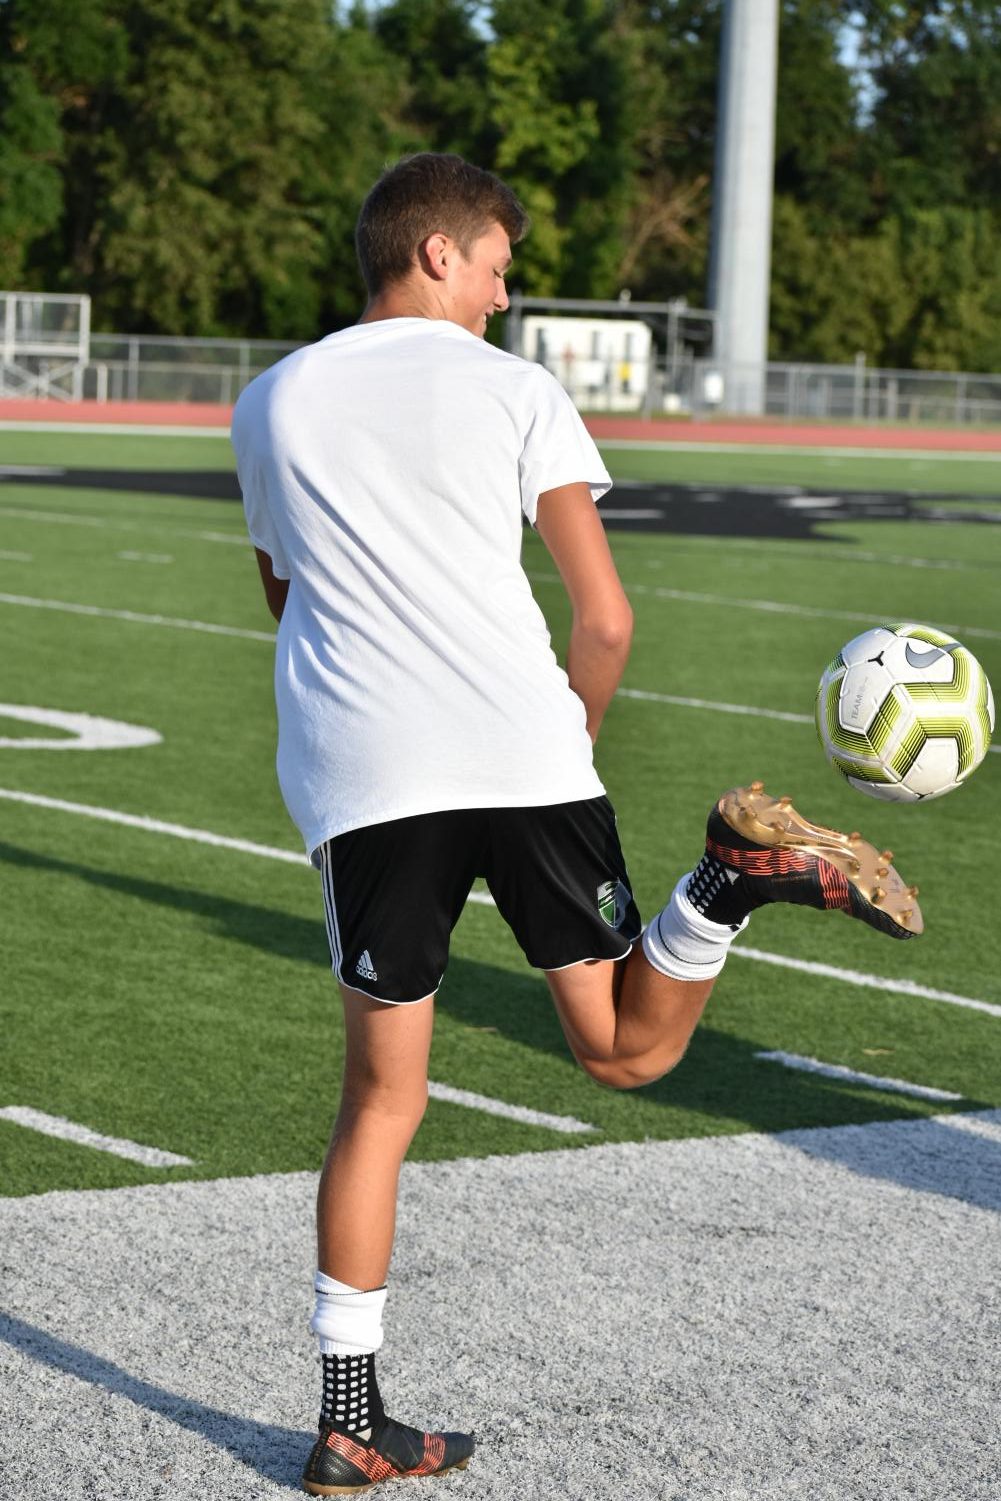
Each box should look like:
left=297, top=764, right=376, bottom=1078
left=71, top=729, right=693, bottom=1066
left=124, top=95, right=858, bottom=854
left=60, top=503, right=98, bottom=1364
left=2, top=398, right=1001, bottom=450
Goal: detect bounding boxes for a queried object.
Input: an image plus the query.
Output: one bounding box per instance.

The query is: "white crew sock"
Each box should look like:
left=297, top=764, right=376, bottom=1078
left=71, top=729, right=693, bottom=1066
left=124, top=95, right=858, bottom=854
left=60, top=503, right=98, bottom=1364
left=310, top=1271, right=387, bottom=1356
left=642, top=875, right=749, bottom=982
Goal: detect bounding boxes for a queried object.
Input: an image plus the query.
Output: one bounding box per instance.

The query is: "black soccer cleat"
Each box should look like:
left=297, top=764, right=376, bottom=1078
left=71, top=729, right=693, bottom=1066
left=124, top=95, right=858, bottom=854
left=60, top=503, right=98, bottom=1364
left=708, top=782, right=923, bottom=940
left=302, top=1414, right=474, bottom=1495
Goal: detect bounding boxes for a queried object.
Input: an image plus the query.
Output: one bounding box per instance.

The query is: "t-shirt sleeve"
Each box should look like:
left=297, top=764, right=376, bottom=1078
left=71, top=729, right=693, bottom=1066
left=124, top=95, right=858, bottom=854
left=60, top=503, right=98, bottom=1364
left=518, top=366, right=613, bottom=526
left=232, top=450, right=291, bottom=580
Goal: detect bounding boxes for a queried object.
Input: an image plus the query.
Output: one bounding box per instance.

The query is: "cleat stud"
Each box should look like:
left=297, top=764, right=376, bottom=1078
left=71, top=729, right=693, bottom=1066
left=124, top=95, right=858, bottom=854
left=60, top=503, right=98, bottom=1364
left=907, top=884, right=920, bottom=898
left=871, top=886, right=885, bottom=903
left=848, top=831, right=861, bottom=844
left=900, top=910, right=913, bottom=923
left=880, top=850, right=893, bottom=863
left=876, top=864, right=889, bottom=878
left=849, top=861, right=861, bottom=874
left=750, top=780, right=764, bottom=794
left=777, top=795, right=792, bottom=808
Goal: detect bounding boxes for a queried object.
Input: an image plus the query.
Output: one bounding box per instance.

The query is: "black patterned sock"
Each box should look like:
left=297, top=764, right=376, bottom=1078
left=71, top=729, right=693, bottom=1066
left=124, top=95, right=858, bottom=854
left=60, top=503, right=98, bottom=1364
left=685, top=852, right=754, bottom=929
left=320, top=1351, right=387, bottom=1436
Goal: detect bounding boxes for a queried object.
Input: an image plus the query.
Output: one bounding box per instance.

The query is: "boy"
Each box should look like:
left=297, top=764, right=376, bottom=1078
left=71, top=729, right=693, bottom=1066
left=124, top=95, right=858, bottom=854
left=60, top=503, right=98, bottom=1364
left=232, top=152, right=919, bottom=1496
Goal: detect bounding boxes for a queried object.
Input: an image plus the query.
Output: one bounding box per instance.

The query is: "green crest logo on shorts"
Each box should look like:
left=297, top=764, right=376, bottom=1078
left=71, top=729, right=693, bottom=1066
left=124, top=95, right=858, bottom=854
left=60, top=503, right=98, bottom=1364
left=597, top=878, right=631, bottom=930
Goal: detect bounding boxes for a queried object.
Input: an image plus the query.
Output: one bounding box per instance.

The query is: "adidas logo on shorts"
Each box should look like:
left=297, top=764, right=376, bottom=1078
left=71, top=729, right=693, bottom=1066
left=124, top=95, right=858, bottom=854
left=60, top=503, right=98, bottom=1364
left=355, top=950, right=378, bottom=982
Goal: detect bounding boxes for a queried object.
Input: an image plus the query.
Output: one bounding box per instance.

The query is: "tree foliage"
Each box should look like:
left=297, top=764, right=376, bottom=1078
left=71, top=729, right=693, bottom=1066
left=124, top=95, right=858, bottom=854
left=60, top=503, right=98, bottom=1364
left=3, top=0, right=1000, bottom=373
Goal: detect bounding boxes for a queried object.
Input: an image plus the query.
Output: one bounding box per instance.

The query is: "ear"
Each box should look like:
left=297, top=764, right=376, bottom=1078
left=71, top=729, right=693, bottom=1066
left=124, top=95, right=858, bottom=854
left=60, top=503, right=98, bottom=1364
left=419, top=232, right=451, bottom=282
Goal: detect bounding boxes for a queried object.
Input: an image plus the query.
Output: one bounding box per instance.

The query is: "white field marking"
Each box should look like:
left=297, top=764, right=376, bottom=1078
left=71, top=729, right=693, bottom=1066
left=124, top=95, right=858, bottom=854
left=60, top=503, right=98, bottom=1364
left=754, top=1050, right=962, bottom=1102
left=596, top=438, right=1001, bottom=461
left=0, top=505, right=119, bottom=528
left=2, top=786, right=996, bottom=1016
left=117, top=551, right=173, bottom=564
left=654, top=538, right=1001, bottom=575
left=0, top=420, right=231, bottom=437
left=618, top=685, right=812, bottom=726
left=528, top=572, right=1001, bottom=645
left=1, top=581, right=996, bottom=764
left=0, top=788, right=305, bottom=862
left=426, top=1081, right=597, bottom=1134
left=0, top=550, right=32, bottom=562
left=0, top=592, right=273, bottom=642
left=3, top=420, right=1000, bottom=453
left=932, top=1112, right=1001, bottom=1144
left=615, top=684, right=1001, bottom=756
left=0, top=705, right=161, bottom=752
left=0, top=504, right=250, bottom=548
left=0, top=1106, right=192, bottom=1167
left=597, top=507, right=665, bottom=520
left=0, top=464, right=66, bottom=476
left=734, top=945, right=1001, bottom=1018
left=639, top=534, right=1001, bottom=577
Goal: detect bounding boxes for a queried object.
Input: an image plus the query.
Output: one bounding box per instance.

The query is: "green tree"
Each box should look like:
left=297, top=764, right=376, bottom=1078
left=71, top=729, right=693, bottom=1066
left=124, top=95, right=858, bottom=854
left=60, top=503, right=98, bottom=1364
left=880, top=207, right=1001, bottom=371
left=608, top=0, right=721, bottom=303
left=20, top=0, right=339, bottom=337
left=485, top=0, right=637, bottom=297
left=773, top=0, right=868, bottom=231
left=373, top=0, right=489, bottom=158
left=0, top=0, right=125, bottom=287
left=768, top=195, right=910, bottom=364
left=314, top=8, right=416, bottom=327
left=853, top=0, right=1001, bottom=215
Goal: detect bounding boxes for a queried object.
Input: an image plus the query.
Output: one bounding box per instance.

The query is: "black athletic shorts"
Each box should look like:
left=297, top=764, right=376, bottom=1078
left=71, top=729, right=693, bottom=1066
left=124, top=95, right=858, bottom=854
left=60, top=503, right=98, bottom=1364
left=316, top=797, right=642, bottom=1004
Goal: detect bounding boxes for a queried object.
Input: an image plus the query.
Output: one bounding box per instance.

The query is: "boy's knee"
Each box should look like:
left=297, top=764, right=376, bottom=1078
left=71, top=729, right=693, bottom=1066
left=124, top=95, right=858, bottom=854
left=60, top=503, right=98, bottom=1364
left=340, top=1076, right=428, bottom=1130
left=578, top=1048, right=685, bottom=1091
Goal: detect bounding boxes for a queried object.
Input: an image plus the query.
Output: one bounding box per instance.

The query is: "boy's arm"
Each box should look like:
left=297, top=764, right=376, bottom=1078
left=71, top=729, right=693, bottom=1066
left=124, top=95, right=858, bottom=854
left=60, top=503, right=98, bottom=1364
left=534, top=482, right=633, bottom=743
left=255, top=547, right=289, bottom=622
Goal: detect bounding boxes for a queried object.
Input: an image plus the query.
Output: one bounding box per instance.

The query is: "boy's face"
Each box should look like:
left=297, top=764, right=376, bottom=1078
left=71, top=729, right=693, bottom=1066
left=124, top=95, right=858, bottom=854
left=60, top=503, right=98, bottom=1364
left=447, top=221, right=512, bottom=337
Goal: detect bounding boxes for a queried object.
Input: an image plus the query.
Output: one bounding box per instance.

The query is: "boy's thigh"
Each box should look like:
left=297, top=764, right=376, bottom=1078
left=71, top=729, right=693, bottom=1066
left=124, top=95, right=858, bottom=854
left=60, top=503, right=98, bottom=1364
left=484, top=797, right=642, bottom=970
left=317, top=809, right=485, bottom=1005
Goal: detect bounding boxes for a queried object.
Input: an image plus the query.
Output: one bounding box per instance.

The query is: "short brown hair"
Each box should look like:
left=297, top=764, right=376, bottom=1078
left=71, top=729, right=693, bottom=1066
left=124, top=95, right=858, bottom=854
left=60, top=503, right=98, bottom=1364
left=355, top=153, right=529, bottom=295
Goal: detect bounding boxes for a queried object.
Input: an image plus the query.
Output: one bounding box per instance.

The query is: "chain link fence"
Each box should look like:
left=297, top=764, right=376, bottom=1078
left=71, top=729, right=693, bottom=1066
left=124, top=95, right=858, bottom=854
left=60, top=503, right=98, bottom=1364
left=2, top=308, right=1000, bottom=426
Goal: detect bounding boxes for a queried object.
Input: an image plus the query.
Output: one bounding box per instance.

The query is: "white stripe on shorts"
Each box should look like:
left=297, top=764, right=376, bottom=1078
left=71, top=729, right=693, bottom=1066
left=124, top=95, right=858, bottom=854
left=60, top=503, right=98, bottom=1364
left=319, top=843, right=344, bottom=981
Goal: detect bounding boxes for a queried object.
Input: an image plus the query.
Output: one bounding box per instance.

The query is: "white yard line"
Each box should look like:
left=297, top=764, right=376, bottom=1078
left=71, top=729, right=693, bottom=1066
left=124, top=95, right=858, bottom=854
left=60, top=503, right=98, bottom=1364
left=754, top=1050, right=962, bottom=1102
left=2, top=500, right=996, bottom=573
left=932, top=1112, right=1001, bottom=1144
left=0, top=592, right=273, bottom=642
left=0, top=504, right=249, bottom=549
left=617, top=685, right=812, bottom=725
left=0, top=788, right=305, bottom=863
left=0, top=1107, right=192, bottom=1167
left=597, top=507, right=664, bottom=520
left=596, top=438, right=1001, bottom=460
left=643, top=537, right=1001, bottom=574
left=615, top=684, right=1001, bottom=753
left=426, top=1082, right=596, bottom=1134
left=3, top=571, right=995, bottom=755
left=733, top=945, right=1001, bottom=1018
left=0, top=420, right=232, bottom=437
left=0, top=465, right=66, bottom=476
left=0, top=787, right=995, bottom=1015
left=4, top=579, right=1000, bottom=674
left=529, top=571, right=1001, bottom=644
left=0, top=505, right=122, bottom=528
left=0, top=550, right=32, bottom=562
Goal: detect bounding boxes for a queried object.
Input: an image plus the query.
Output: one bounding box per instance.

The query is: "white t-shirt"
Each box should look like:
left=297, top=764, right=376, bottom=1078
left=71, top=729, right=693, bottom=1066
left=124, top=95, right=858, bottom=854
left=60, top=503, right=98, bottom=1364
left=232, top=317, right=612, bottom=859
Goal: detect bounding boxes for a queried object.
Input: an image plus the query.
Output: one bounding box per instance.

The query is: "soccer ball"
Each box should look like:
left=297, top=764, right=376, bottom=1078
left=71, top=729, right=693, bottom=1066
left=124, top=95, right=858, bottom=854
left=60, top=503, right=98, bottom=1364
left=815, top=622, right=994, bottom=802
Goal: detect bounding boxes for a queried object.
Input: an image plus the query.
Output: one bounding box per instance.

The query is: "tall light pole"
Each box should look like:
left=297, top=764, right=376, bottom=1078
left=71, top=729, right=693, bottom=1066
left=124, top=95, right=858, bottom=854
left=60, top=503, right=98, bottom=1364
left=707, top=0, right=780, bottom=416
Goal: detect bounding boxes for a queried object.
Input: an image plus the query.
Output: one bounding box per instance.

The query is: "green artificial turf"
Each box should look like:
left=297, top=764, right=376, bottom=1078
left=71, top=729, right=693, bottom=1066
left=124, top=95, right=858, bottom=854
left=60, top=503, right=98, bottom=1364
left=1, top=427, right=998, bottom=1197
left=598, top=443, right=1001, bottom=495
